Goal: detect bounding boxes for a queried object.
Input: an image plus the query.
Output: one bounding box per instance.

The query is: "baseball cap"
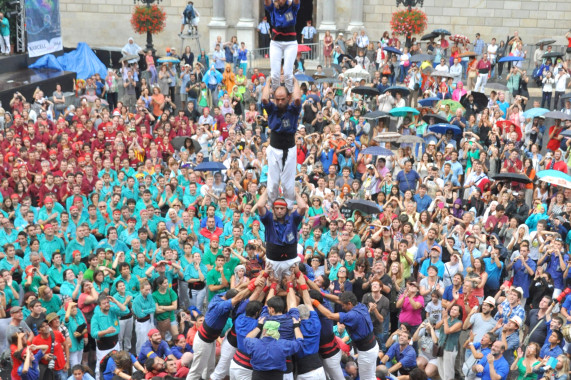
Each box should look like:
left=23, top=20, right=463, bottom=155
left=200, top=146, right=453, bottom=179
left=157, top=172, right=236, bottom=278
left=430, top=245, right=442, bottom=253
left=148, top=328, right=160, bottom=338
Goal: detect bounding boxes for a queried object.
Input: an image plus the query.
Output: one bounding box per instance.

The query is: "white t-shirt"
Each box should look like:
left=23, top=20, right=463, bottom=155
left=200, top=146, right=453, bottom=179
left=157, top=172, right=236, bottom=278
left=555, top=72, right=570, bottom=92
left=487, top=44, right=498, bottom=61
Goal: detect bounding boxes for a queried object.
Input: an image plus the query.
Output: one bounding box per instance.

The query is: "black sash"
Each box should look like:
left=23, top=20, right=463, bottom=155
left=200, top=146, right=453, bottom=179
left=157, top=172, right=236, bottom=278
left=252, top=369, right=284, bottom=380
left=296, top=353, right=323, bottom=374
left=353, top=333, right=376, bottom=351
left=96, top=334, right=118, bottom=351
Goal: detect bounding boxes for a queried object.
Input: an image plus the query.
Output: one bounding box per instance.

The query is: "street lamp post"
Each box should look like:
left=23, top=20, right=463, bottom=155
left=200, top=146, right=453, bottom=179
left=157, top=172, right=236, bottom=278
left=134, top=0, right=162, bottom=53
left=396, top=0, right=424, bottom=11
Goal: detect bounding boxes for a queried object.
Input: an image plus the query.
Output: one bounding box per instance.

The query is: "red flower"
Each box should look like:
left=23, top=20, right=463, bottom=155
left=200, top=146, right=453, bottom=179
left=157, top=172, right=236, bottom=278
left=131, top=4, right=166, bottom=35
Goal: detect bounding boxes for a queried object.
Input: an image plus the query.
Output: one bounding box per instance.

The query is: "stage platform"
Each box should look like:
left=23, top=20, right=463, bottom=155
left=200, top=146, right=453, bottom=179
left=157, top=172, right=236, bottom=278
left=0, top=54, right=76, bottom=112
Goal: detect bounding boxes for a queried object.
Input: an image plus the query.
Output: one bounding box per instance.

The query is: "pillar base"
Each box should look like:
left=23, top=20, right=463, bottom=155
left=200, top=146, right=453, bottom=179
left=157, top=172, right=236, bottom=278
left=347, top=22, right=365, bottom=33
left=236, top=18, right=256, bottom=53
left=208, top=18, right=227, bottom=52
left=318, top=21, right=337, bottom=42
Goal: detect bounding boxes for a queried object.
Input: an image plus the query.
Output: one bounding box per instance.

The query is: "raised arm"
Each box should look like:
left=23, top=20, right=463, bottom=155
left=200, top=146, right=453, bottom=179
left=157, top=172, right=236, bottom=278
left=253, top=188, right=269, bottom=217
left=262, top=77, right=272, bottom=106
left=292, top=78, right=302, bottom=107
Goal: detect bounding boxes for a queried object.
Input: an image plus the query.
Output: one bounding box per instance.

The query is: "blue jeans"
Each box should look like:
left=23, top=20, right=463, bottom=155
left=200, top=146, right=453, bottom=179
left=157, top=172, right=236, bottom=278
left=399, top=65, right=409, bottom=82
left=376, top=318, right=390, bottom=352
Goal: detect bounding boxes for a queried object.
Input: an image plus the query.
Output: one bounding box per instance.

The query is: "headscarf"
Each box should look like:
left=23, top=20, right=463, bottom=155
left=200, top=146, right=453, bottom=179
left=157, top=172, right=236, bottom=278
left=263, top=321, right=281, bottom=340
left=123, top=37, right=141, bottom=56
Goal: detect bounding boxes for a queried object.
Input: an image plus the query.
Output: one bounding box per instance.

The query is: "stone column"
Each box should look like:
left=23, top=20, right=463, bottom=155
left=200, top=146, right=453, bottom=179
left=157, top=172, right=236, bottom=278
left=347, top=0, right=364, bottom=32
left=236, top=0, right=256, bottom=56
left=208, top=0, right=227, bottom=53
left=318, top=0, right=337, bottom=42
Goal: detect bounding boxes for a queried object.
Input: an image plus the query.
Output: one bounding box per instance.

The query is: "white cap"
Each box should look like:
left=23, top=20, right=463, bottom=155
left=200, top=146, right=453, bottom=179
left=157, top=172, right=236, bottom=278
left=483, top=296, right=495, bottom=307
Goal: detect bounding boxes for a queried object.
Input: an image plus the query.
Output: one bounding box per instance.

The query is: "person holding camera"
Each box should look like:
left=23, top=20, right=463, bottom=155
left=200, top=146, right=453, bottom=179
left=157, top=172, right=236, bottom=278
left=31, top=318, right=66, bottom=380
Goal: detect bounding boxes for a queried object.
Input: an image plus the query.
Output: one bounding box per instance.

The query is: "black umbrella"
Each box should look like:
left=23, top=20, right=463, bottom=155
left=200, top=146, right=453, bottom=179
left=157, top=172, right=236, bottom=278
left=363, top=111, right=389, bottom=120
left=344, top=199, right=382, bottom=215
left=421, top=32, right=439, bottom=41
left=422, top=113, right=448, bottom=124
left=433, top=29, right=451, bottom=36
left=383, top=86, right=411, bottom=97
left=352, top=86, right=380, bottom=97
left=536, top=39, right=556, bottom=46
left=331, top=63, right=343, bottom=73
left=171, top=136, right=202, bottom=153
left=460, top=92, right=488, bottom=112
left=543, top=51, right=564, bottom=59
left=492, top=173, right=532, bottom=184
left=410, top=54, right=433, bottom=63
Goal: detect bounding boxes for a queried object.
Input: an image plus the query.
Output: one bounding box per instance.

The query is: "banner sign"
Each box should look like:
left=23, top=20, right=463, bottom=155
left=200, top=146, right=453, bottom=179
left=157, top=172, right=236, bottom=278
left=25, top=0, right=63, bottom=57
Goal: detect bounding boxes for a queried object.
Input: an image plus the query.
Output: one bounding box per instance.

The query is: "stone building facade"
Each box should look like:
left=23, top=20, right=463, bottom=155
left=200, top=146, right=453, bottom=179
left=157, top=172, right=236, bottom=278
left=59, top=0, right=570, bottom=54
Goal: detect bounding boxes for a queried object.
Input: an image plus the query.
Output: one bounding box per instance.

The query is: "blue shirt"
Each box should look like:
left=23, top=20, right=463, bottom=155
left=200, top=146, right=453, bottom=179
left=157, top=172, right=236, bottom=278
left=204, top=294, right=234, bottom=331
left=476, top=355, right=509, bottom=380
left=296, top=311, right=321, bottom=358
left=103, top=354, right=137, bottom=380
left=234, top=314, right=259, bottom=352
left=413, top=194, right=432, bottom=212
left=483, top=257, right=503, bottom=290
left=415, top=241, right=441, bottom=264
left=512, top=258, right=536, bottom=298
left=244, top=336, right=303, bottom=372
left=545, top=253, right=569, bottom=289
left=260, top=210, right=303, bottom=247
left=385, top=342, right=417, bottom=369
left=137, top=340, right=173, bottom=364
left=539, top=342, right=563, bottom=359
left=420, top=259, right=445, bottom=278
left=443, top=285, right=463, bottom=302
left=261, top=306, right=299, bottom=341
left=265, top=1, right=300, bottom=29
left=339, top=303, right=374, bottom=342
left=396, top=169, right=420, bottom=192
left=262, top=101, right=301, bottom=134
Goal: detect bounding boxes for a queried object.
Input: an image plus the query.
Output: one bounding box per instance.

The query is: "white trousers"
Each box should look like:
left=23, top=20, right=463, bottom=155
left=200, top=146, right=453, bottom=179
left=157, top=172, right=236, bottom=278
left=0, top=36, right=9, bottom=54
left=186, top=334, right=216, bottom=380
left=297, top=367, right=326, bottom=380
left=322, top=351, right=346, bottom=380
left=210, top=337, right=236, bottom=380
left=229, top=361, right=252, bottom=380
left=270, top=40, right=298, bottom=92
left=267, top=145, right=297, bottom=209
left=95, top=342, right=119, bottom=379
left=118, top=317, right=133, bottom=352
left=474, top=73, right=488, bottom=93
left=356, top=342, right=379, bottom=380
left=438, top=350, right=458, bottom=380
left=69, top=350, right=83, bottom=368
left=266, top=256, right=300, bottom=281
left=135, top=319, right=153, bottom=354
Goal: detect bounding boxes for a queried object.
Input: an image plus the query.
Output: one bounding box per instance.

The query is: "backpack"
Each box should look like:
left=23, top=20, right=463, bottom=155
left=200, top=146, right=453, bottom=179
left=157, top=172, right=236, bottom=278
left=99, top=350, right=118, bottom=380
left=183, top=5, right=195, bottom=22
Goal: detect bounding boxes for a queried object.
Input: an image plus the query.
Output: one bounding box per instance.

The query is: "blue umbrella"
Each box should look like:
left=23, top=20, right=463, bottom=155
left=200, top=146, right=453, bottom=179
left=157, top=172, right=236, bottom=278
left=522, top=108, right=550, bottom=119
left=389, top=107, right=420, bottom=117
left=428, top=123, right=462, bottom=136
left=498, top=56, right=524, bottom=63
left=194, top=162, right=227, bottom=172
left=295, top=73, right=314, bottom=83
left=361, top=146, right=394, bottom=156
left=418, top=97, right=440, bottom=107
left=384, top=86, right=410, bottom=97
left=383, top=46, right=402, bottom=55
left=536, top=170, right=571, bottom=182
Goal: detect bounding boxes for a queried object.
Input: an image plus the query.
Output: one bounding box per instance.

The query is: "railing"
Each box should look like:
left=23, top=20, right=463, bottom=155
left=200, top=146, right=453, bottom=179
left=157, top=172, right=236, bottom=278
left=245, top=41, right=324, bottom=76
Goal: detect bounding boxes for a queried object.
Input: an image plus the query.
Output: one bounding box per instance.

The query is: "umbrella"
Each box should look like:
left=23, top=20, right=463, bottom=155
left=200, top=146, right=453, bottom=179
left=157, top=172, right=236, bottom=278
left=410, top=54, right=433, bottom=63
left=157, top=56, right=180, bottom=64
left=539, top=176, right=571, bottom=189
left=295, top=73, right=314, bottom=83
left=194, top=162, right=227, bottom=172
left=418, top=97, right=440, bottom=107
left=486, top=82, right=509, bottom=91
left=536, top=39, right=556, bottom=46
left=344, top=199, right=382, bottom=215
left=384, top=86, right=411, bottom=97
left=460, top=92, right=488, bottom=111
left=362, top=146, right=395, bottom=156
left=344, top=66, right=370, bottom=80
left=352, top=86, right=379, bottom=97
left=373, top=132, right=402, bottom=143
left=522, top=108, right=550, bottom=119
left=422, top=66, right=434, bottom=75
left=544, top=111, right=571, bottom=120
left=496, top=120, right=523, bottom=140
left=389, top=107, right=420, bottom=117
left=331, top=63, right=343, bottom=73
left=536, top=170, right=571, bottom=181
left=460, top=51, right=477, bottom=58
left=561, top=93, right=571, bottom=100
left=423, top=113, right=448, bottom=124
left=428, top=123, right=462, bottom=136
left=171, top=136, right=202, bottom=153
left=397, top=135, right=424, bottom=144
left=316, top=77, right=342, bottom=84
left=498, top=56, right=524, bottom=63
left=363, top=111, right=390, bottom=120
left=491, top=173, right=532, bottom=184
left=421, top=32, right=439, bottom=41
left=297, top=44, right=312, bottom=53
left=449, top=34, right=470, bottom=44
left=383, top=46, right=402, bottom=55
left=543, top=51, right=564, bottom=59
left=433, top=29, right=451, bottom=36
left=431, top=71, right=454, bottom=79
left=561, top=129, right=571, bottom=138
left=120, top=54, right=139, bottom=63
left=437, top=100, right=465, bottom=113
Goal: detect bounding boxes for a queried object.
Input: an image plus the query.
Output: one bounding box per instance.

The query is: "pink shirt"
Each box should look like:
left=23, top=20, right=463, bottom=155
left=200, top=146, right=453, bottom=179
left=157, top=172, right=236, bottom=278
left=398, top=294, right=425, bottom=326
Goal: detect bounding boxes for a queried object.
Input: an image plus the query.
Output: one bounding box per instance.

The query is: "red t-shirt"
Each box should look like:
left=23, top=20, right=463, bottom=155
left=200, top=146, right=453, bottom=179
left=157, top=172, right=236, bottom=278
left=32, top=330, right=66, bottom=371
left=547, top=125, right=562, bottom=152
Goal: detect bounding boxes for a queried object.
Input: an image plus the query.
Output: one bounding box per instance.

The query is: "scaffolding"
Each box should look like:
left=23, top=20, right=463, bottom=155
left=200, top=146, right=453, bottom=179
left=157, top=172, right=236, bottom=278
left=6, top=0, right=26, bottom=53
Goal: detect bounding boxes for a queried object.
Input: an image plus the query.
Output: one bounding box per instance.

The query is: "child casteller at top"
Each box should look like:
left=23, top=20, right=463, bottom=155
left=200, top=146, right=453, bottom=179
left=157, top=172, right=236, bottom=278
left=264, top=0, right=301, bottom=93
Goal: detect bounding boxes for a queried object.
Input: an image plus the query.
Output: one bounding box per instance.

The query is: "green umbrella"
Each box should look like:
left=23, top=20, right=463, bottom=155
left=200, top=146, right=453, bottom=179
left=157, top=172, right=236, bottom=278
left=437, top=100, right=465, bottom=114
left=389, top=107, right=420, bottom=117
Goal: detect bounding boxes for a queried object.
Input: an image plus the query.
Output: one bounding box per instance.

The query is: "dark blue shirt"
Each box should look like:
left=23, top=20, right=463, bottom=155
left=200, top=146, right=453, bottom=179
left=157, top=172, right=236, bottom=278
left=235, top=314, right=259, bottom=352
left=171, top=343, right=193, bottom=359
left=539, top=342, right=563, bottom=359
left=265, top=2, right=300, bottom=29
left=512, top=258, right=536, bottom=298
left=476, top=355, right=509, bottom=380
left=396, top=169, right=421, bottom=192
left=104, top=354, right=137, bottom=380
left=443, top=285, right=463, bottom=302
left=204, top=294, right=234, bottom=331
left=18, top=350, right=44, bottom=380
left=244, top=336, right=303, bottom=371
left=339, top=303, right=374, bottom=341
left=137, top=339, right=173, bottom=364
left=262, top=101, right=301, bottom=134
left=261, top=306, right=300, bottom=340
left=385, top=342, right=417, bottom=369
left=260, top=210, right=303, bottom=247
left=296, top=311, right=321, bottom=358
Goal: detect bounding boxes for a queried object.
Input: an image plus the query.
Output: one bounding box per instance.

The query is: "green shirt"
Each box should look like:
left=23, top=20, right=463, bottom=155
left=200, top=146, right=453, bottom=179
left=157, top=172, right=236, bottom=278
left=206, top=268, right=231, bottom=301
left=132, top=293, right=156, bottom=319
left=41, top=295, right=62, bottom=315
left=152, top=288, right=178, bottom=321
left=90, top=304, right=129, bottom=339
left=47, top=265, right=67, bottom=289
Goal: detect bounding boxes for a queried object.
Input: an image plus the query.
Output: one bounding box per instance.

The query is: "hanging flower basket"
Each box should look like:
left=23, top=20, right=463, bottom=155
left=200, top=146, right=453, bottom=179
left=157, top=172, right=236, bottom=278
left=390, top=8, right=428, bottom=37
left=131, top=5, right=166, bottom=35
